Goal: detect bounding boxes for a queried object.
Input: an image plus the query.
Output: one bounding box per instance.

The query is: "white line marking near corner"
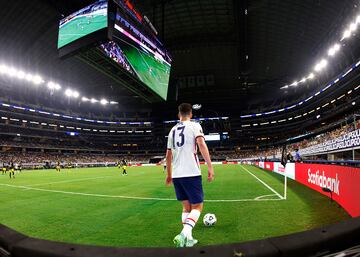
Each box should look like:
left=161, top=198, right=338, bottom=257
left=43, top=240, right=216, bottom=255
left=254, top=194, right=277, bottom=200
left=0, top=183, right=284, bottom=202
left=240, top=165, right=284, bottom=200
left=24, top=176, right=115, bottom=187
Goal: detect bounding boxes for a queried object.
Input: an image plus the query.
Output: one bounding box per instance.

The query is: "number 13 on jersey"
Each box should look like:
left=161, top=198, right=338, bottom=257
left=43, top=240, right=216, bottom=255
left=172, top=126, right=185, bottom=147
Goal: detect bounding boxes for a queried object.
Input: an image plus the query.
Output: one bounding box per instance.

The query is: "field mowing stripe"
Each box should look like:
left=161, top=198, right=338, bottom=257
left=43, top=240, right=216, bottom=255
left=24, top=175, right=115, bottom=187
left=240, top=165, right=284, bottom=200
left=0, top=183, right=283, bottom=202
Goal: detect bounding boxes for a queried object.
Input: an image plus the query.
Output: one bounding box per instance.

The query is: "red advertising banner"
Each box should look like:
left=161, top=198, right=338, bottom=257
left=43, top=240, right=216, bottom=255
left=295, top=163, right=360, bottom=217
left=264, top=162, right=274, bottom=171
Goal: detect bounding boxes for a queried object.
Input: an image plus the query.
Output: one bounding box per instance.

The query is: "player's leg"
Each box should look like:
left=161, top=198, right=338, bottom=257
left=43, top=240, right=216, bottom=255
left=172, top=178, right=190, bottom=247
left=181, top=200, right=191, bottom=226
left=179, top=176, right=204, bottom=246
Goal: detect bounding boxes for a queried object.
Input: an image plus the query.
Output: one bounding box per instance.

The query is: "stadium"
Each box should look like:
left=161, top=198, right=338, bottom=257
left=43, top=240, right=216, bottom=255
left=0, top=0, right=360, bottom=256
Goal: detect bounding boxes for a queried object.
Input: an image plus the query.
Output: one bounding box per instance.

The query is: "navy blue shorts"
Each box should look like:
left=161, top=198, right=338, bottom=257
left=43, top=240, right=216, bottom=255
left=172, top=176, right=203, bottom=204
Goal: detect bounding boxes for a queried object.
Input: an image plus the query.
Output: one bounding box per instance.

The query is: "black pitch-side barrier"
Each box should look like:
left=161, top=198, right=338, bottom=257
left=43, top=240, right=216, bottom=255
left=1, top=217, right=360, bottom=257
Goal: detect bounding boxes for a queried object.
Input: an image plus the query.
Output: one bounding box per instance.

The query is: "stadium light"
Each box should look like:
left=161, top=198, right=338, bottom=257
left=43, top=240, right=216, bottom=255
left=82, top=97, right=89, bottom=102
left=0, top=61, right=118, bottom=106
left=65, top=89, right=73, bottom=97
left=307, top=73, right=315, bottom=79
left=0, top=64, right=7, bottom=74
left=282, top=13, right=360, bottom=89
left=72, top=91, right=79, bottom=98
left=314, top=59, right=327, bottom=72
left=47, top=81, right=61, bottom=90
left=25, top=73, right=33, bottom=81
left=349, top=22, right=357, bottom=32
left=100, top=99, right=109, bottom=105
left=342, top=29, right=351, bottom=39
left=32, top=75, right=44, bottom=85
left=8, top=67, right=17, bottom=77
left=328, top=44, right=340, bottom=56
left=16, top=70, right=25, bottom=79
left=290, top=81, right=298, bottom=87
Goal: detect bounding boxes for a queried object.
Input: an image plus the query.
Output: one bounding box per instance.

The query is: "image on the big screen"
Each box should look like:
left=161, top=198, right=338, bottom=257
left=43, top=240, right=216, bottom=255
left=100, top=41, right=135, bottom=75
left=112, top=39, right=171, bottom=100
left=58, top=0, right=108, bottom=49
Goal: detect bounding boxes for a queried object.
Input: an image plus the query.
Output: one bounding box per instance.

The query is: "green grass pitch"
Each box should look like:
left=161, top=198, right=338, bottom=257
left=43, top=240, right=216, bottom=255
left=120, top=43, right=171, bottom=100
left=58, top=14, right=107, bottom=49
left=0, top=164, right=349, bottom=247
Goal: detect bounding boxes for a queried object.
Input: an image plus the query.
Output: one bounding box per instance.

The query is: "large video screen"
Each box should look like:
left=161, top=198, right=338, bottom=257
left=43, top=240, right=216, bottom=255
left=100, top=1, right=172, bottom=100
left=58, top=0, right=108, bottom=49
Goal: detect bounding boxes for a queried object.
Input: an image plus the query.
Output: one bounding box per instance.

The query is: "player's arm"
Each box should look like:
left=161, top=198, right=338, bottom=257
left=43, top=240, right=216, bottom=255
left=165, top=149, right=172, bottom=186
left=196, top=136, right=214, bottom=182
left=165, top=129, right=173, bottom=186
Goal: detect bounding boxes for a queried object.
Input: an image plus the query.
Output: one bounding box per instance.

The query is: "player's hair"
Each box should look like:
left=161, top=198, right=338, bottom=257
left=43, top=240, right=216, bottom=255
left=178, top=103, right=192, bottom=116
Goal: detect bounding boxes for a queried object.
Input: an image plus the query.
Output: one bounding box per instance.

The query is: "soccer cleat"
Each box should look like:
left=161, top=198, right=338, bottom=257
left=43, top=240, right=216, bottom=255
left=185, top=238, right=198, bottom=247
left=173, top=233, right=186, bottom=247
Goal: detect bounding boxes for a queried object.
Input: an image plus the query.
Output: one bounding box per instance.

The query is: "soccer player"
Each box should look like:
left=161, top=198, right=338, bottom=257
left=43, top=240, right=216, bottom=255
left=165, top=103, right=214, bottom=247
left=9, top=161, right=15, bottom=179
left=3, top=162, right=8, bottom=174
left=18, top=161, right=22, bottom=172
left=1, top=162, right=5, bottom=175
left=121, top=159, right=128, bottom=175
left=56, top=161, right=61, bottom=172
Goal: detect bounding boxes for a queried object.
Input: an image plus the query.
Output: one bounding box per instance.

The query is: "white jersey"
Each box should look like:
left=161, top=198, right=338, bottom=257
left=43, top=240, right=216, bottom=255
left=167, top=120, right=204, bottom=178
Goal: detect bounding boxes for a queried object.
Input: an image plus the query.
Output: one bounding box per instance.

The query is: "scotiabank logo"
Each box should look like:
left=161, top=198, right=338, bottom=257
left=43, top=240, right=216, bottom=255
left=307, top=169, right=340, bottom=195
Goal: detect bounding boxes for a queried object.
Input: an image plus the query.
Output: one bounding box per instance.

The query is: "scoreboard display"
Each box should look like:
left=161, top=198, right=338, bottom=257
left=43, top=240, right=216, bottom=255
left=58, top=0, right=108, bottom=49
left=57, top=0, right=172, bottom=101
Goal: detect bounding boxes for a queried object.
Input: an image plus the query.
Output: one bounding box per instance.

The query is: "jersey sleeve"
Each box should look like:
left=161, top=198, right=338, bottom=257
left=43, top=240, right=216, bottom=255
left=194, top=123, right=205, bottom=139
left=167, top=129, right=173, bottom=150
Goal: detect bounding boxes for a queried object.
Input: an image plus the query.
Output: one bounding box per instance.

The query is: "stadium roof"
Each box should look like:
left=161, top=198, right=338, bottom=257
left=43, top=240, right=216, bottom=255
left=0, top=0, right=359, bottom=115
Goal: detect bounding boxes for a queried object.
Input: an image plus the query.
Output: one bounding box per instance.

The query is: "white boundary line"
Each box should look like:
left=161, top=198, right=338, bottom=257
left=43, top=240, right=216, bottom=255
left=24, top=176, right=115, bottom=187
left=0, top=183, right=284, bottom=203
left=254, top=194, right=277, bottom=200
left=240, top=165, right=284, bottom=200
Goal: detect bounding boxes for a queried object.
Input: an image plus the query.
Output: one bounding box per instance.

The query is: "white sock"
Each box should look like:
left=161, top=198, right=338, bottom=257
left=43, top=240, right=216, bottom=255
left=181, top=209, right=201, bottom=239
left=182, top=212, right=190, bottom=226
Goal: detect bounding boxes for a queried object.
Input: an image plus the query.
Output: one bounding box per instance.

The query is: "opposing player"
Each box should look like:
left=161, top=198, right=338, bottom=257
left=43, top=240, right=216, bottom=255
left=9, top=161, right=15, bottom=179
left=56, top=161, right=61, bottom=172
left=165, top=103, right=214, bottom=247
left=121, top=159, right=128, bottom=175
left=1, top=162, right=5, bottom=175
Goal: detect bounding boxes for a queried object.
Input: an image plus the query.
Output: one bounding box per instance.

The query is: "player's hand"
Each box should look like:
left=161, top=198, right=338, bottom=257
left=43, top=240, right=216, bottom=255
left=207, top=167, right=214, bottom=182
left=165, top=175, right=172, bottom=186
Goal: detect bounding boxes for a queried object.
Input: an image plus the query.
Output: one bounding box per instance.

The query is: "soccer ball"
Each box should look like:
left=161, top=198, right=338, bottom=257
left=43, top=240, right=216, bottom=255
left=203, top=213, right=217, bottom=226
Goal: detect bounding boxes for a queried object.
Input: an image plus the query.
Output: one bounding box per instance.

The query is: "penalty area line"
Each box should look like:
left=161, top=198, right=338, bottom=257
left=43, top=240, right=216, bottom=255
left=0, top=183, right=284, bottom=202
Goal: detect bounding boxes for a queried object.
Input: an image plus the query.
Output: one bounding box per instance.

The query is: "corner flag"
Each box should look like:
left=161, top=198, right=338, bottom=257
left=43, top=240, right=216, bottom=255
left=281, top=145, right=287, bottom=167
